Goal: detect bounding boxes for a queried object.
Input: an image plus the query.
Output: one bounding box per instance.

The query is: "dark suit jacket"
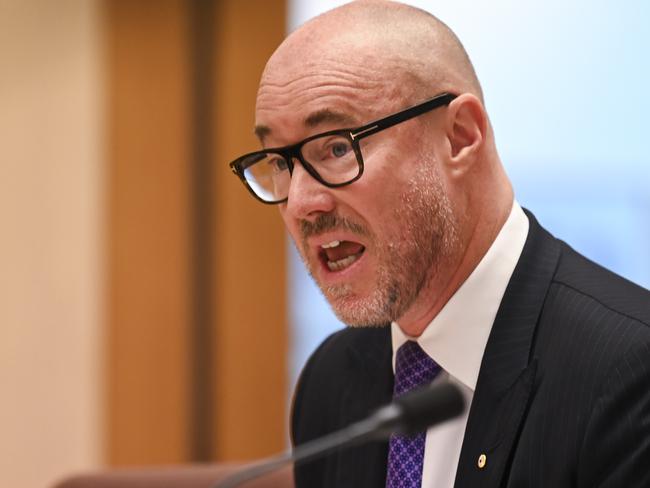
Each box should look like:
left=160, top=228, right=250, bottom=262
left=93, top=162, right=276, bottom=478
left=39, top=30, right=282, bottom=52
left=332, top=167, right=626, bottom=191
left=291, top=211, right=650, bottom=487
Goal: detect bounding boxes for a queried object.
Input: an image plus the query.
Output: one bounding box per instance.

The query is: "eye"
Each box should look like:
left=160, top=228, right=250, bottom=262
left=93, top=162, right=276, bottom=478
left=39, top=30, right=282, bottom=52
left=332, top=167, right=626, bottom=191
left=267, top=155, right=289, bottom=173
left=330, top=141, right=351, bottom=158
left=302, top=135, right=353, bottom=164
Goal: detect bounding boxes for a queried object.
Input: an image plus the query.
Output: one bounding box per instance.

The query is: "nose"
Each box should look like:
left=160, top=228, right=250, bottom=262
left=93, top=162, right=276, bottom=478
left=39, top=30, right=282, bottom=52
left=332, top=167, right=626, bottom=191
left=284, top=159, right=336, bottom=221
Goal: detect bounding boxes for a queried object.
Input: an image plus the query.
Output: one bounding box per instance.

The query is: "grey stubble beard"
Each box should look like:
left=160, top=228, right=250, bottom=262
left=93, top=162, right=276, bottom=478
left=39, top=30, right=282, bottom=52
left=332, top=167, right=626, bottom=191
left=297, top=160, right=459, bottom=328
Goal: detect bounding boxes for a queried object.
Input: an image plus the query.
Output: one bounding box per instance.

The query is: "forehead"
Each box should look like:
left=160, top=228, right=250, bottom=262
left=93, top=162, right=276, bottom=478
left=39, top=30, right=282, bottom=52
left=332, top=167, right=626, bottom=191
left=255, top=55, right=409, bottom=143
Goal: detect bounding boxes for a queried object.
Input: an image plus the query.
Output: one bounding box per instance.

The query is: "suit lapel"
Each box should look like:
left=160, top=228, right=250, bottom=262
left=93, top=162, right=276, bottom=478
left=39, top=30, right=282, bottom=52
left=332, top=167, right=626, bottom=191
left=455, top=211, right=561, bottom=488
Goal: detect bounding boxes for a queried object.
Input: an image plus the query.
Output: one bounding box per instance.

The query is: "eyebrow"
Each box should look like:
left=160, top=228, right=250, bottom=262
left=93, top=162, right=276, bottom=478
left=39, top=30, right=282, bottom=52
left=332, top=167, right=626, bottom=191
left=254, top=124, right=270, bottom=141
left=304, top=109, right=357, bottom=129
left=253, top=109, right=358, bottom=143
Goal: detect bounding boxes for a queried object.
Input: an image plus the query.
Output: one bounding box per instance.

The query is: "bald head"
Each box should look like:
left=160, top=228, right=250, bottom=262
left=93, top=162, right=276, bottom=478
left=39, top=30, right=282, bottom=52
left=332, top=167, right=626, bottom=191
left=260, top=0, right=483, bottom=111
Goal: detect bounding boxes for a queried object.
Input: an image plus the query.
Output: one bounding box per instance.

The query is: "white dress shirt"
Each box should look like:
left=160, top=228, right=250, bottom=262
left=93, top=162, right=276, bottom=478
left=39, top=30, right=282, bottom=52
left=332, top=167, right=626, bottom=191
left=391, top=201, right=529, bottom=488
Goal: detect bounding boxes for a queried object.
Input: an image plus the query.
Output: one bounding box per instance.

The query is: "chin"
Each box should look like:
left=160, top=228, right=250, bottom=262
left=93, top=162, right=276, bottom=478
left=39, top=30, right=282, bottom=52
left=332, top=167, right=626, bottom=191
left=327, top=295, right=394, bottom=328
left=336, top=307, right=391, bottom=328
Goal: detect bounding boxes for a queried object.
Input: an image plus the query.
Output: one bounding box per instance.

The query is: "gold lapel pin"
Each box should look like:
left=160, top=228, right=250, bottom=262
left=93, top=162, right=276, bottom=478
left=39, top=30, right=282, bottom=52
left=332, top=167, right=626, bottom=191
left=478, top=453, right=487, bottom=469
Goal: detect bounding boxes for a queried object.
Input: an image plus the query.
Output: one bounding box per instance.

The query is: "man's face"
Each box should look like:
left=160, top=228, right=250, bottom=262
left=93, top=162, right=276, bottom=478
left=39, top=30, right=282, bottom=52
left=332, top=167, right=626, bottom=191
left=255, top=58, right=459, bottom=327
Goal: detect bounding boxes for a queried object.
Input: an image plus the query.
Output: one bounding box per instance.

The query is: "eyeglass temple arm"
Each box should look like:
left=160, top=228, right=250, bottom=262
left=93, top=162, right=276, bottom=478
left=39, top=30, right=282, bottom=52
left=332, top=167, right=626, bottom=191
left=232, top=152, right=269, bottom=172
left=350, top=92, right=457, bottom=141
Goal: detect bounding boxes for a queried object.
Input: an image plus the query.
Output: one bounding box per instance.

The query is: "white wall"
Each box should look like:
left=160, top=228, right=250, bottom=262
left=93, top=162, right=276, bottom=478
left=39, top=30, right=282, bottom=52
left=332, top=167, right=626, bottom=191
left=0, top=1, right=105, bottom=486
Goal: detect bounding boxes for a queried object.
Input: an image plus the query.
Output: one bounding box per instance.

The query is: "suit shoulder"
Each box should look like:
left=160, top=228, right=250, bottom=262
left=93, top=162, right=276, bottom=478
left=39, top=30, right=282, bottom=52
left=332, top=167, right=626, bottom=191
left=294, top=326, right=391, bottom=396
left=553, top=241, right=650, bottom=327
left=305, top=326, right=390, bottom=366
left=290, top=326, right=391, bottom=444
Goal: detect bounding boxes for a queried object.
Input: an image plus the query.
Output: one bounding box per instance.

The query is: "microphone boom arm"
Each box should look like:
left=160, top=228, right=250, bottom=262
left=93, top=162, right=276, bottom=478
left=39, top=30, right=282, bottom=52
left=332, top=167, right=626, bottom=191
left=214, top=382, right=464, bottom=488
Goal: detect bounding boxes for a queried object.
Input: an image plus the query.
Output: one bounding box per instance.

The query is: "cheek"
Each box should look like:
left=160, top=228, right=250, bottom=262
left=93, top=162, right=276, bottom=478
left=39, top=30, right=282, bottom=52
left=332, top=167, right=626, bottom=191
left=344, top=169, right=414, bottom=238
left=359, top=155, right=418, bottom=209
left=361, top=132, right=421, bottom=184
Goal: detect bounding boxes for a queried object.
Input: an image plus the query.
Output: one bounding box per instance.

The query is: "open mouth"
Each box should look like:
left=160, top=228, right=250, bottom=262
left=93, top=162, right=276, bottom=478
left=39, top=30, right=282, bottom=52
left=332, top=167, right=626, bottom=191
left=319, top=240, right=366, bottom=272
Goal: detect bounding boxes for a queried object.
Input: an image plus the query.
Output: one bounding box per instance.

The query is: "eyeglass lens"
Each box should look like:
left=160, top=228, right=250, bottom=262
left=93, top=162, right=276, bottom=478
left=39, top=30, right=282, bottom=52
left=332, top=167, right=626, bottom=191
left=242, top=134, right=359, bottom=202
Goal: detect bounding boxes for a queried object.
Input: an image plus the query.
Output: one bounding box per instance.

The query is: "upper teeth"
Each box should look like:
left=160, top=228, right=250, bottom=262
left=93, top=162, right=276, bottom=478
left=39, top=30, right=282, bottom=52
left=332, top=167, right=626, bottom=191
left=321, top=240, right=341, bottom=249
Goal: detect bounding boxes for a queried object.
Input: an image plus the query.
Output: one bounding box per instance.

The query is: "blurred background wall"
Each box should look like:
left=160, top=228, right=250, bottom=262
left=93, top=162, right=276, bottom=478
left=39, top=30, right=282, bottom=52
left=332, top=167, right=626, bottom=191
left=1, top=1, right=286, bottom=487
left=0, top=1, right=105, bottom=487
left=0, top=1, right=648, bottom=487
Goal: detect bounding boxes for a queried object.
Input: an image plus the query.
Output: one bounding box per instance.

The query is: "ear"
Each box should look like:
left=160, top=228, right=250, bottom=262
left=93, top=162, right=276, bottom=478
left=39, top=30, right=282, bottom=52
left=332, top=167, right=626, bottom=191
left=443, top=93, right=488, bottom=175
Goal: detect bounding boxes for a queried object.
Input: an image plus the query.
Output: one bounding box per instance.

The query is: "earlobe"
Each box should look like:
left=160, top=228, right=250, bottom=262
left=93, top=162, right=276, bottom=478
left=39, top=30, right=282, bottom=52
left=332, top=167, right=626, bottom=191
left=445, top=94, right=487, bottom=173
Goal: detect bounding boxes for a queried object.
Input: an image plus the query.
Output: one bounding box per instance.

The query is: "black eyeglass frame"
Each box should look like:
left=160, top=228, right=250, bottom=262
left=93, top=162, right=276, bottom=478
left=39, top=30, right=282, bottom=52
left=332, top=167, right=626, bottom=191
left=229, top=92, right=458, bottom=204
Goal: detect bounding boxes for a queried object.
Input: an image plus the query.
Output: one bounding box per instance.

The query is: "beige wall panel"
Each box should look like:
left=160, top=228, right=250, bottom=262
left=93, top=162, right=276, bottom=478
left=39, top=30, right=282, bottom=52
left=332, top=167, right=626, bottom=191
left=212, top=0, right=289, bottom=460
left=106, top=0, right=193, bottom=465
left=0, top=0, right=105, bottom=486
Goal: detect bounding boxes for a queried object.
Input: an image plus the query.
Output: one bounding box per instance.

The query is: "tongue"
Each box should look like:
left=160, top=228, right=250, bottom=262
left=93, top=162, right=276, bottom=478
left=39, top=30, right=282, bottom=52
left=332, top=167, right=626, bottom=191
left=325, top=241, right=364, bottom=262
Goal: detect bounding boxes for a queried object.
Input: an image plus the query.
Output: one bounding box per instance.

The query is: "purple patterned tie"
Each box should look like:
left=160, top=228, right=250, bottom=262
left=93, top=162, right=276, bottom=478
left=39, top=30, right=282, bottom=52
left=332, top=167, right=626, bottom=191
left=385, top=341, right=441, bottom=488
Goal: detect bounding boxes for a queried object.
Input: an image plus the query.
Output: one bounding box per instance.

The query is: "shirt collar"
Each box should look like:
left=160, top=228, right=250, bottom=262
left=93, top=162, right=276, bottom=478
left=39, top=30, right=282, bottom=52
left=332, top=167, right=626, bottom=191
left=391, top=201, right=529, bottom=391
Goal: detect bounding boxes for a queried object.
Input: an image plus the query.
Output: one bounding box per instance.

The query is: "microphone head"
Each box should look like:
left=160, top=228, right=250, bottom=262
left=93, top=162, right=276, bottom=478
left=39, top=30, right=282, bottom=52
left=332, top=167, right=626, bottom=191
left=393, top=382, right=465, bottom=436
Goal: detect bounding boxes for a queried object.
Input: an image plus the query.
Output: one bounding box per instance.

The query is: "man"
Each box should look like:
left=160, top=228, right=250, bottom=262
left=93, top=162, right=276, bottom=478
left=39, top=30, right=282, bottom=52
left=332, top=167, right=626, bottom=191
left=229, top=1, right=650, bottom=487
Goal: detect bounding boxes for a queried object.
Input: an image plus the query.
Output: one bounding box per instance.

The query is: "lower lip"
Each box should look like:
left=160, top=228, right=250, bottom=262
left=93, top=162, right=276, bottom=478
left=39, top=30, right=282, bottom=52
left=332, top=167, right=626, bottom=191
left=318, top=249, right=367, bottom=284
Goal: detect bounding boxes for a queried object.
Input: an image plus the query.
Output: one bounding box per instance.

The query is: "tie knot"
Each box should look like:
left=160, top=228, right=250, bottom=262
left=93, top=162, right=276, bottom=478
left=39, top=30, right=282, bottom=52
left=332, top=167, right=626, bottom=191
left=394, top=341, right=441, bottom=397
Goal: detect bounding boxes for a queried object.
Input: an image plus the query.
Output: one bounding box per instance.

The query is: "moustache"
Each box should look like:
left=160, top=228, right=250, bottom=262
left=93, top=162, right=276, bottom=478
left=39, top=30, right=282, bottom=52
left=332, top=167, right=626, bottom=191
left=299, top=213, right=369, bottom=241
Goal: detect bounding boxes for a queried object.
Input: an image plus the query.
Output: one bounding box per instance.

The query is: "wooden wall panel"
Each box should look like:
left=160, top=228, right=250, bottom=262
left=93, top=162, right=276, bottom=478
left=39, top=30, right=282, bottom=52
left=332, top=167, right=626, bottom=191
left=106, top=0, right=192, bottom=465
left=106, top=0, right=288, bottom=465
left=212, top=0, right=288, bottom=460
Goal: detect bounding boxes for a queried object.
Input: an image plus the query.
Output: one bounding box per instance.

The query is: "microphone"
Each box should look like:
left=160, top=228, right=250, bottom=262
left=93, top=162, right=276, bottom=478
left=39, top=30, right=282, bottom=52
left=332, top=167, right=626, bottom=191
left=214, top=382, right=465, bottom=488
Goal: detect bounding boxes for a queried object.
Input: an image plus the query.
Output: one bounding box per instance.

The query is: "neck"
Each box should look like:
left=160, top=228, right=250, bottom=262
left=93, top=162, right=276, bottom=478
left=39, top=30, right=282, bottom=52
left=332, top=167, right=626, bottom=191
left=396, top=196, right=513, bottom=337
